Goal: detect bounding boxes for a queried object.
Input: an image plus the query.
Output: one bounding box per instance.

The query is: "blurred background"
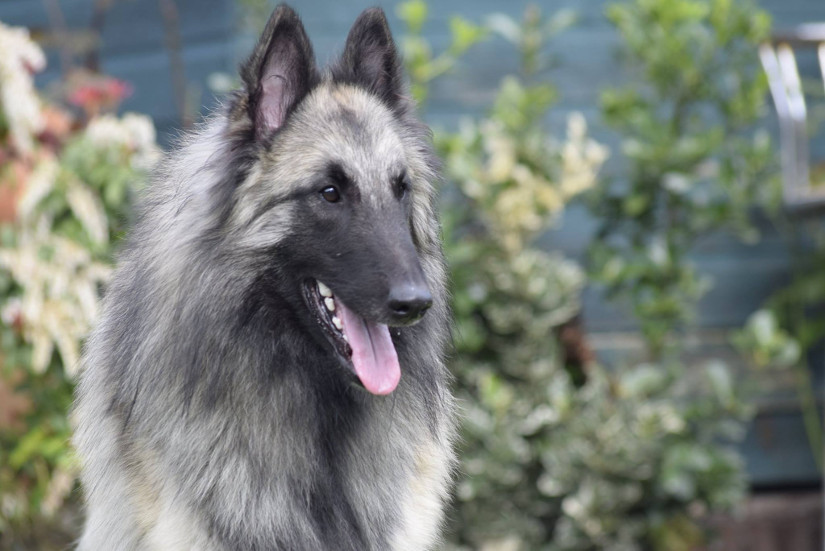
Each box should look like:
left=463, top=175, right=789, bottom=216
left=0, top=0, right=824, bottom=549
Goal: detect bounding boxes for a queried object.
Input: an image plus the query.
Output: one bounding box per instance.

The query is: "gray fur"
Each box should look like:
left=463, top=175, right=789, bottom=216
left=73, top=6, right=455, bottom=550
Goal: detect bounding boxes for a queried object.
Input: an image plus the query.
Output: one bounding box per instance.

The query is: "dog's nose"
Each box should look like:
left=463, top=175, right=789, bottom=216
left=388, top=285, right=433, bottom=325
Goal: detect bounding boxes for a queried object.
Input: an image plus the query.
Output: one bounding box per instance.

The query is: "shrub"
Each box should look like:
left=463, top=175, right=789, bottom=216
left=398, top=2, right=763, bottom=549
left=588, top=0, right=777, bottom=357
left=0, top=22, right=158, bottom=549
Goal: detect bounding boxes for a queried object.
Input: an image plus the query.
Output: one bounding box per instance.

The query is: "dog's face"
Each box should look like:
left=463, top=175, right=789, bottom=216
left=228, top=6, right=437, bottom=394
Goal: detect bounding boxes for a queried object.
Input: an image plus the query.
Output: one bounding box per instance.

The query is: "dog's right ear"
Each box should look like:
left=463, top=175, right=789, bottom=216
left=240, top=4, right=317, bottom=141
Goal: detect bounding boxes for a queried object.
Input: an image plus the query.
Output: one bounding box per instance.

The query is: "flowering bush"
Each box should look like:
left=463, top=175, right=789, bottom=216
left=447, top=93, right=607, bottom=253
left=0, top=22, right=158, bottom=549
left=0, top=22, right=46, bottom=155
left=399, top=2, right=758, bottom=549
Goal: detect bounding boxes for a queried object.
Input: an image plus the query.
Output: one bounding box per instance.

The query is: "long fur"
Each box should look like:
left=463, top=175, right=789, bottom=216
left=73, top=6, right=455, bottom=550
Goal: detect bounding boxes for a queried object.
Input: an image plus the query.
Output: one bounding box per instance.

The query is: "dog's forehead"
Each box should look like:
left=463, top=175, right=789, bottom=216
left=280, top=84, right=408, bottom=181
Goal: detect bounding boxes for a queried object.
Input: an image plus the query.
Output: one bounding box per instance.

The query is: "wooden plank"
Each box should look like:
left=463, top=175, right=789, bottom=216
left=104, top=42, right=232, bottom=125
left=28, top=41, right=231, bottom=127
left=704, top=492, right=822, bottom=551
left=0, top=0, right=232, bottom=58
left=743, top=410, right=822, bottom=486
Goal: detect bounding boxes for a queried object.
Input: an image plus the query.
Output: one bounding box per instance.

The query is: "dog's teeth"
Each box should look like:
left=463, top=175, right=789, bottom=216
left=324, top=297, right=335, bottom=312
left=318, top=281, right=332, bottom=297
left=332, top=316, right=342, bottom=330
left=342, top=333, right=348, bottom=342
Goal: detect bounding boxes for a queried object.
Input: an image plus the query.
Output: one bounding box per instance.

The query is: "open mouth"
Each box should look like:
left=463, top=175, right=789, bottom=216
left=303, top=279, right=401, bottom=395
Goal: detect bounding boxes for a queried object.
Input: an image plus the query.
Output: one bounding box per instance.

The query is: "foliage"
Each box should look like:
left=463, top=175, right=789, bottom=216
left=734, top=228, right=825, bottom=471
left=395, top=0, right=487, bottom=106
left=450, top=352, right=751, bottom=551
left=399, top=1, right=759, bottom=549
left=587, top=0, right=778, bottom=357
left=0, top=22, right=157, bottom=549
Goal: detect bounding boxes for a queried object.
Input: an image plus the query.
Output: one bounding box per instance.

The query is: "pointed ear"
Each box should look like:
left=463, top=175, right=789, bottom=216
left=240, top=4, right=317, bottom=141
left=333, top=8, right=406, bottom=110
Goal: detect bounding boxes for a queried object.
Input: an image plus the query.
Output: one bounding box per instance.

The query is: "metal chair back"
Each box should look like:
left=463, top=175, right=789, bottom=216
left=760, top=24, right=825, bottom=212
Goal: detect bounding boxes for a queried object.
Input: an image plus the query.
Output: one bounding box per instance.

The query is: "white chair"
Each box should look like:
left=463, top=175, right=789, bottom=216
left=760, top=24, right=825, bottom=212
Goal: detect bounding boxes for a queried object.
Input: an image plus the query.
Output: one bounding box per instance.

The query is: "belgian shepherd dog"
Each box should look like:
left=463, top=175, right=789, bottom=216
left=73, top=5, right=455, bottom=549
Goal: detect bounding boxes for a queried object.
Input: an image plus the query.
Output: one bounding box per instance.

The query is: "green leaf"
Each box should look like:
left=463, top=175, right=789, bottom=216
left=396, top=0, right=428, bottom=34
left=449, top=16, right=487, bottom=55
left=9, top=427, right=47, bottom=469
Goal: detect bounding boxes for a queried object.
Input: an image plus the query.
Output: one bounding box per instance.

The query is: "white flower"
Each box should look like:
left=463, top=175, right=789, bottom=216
left=0, top=21, right=46, bottom=154
left=122, top=113, right=157, bottom=151
left=85, top=112, right=161, bottom=170
left=66, top=176, right=109, bottom=245
left=0, top=226, right=111, bottom=375
left=749, top=309, right=777, bottom=345
left=17, top=157, right=57, bottom=222
left=1, top=297, right=21, bottom=326
left=560, top=112, right=609, bottom=198
left=85, top=114, right=128, bottom=147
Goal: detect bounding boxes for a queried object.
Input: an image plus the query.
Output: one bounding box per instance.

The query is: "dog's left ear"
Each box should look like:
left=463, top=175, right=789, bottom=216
left=333, top=8, right=407, bottom=111
left=240, top=4, right=318, bottom=141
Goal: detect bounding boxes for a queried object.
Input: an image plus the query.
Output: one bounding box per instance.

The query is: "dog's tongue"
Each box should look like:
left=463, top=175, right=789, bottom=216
left=336, top=300, right=400, bottom=395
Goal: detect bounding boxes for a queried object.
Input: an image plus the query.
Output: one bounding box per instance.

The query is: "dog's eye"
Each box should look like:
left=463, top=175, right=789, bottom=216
left=394, top=172, right=410, bottom=199
left=320, top=186, right=341, bottom=203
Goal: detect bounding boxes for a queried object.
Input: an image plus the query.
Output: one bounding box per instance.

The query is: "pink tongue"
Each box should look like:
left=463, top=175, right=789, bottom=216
left=336, top=300, right=400, bottom=395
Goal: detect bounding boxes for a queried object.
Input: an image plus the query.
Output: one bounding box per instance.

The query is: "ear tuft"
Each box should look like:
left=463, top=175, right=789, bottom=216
left=332, top=8, right=407, bottom=111
left=240, top=4, right=318, bottom=141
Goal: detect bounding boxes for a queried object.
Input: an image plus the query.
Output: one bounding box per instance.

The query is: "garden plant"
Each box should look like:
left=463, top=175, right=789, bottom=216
left=399, top=0, right=776, bottom=549
left=0, top=22, right=158, bottom=550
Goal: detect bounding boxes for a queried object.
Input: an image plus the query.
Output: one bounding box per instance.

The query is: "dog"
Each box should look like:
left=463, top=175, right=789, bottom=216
left=73, top=5, right=455, bottom=549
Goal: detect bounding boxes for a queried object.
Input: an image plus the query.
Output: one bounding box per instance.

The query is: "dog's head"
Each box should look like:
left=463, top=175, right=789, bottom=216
left=226, top=5, right=442, bottom=395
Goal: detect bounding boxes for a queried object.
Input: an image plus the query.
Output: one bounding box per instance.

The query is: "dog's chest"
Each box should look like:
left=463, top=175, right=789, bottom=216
left=388, top=438, right=452, bottom=550
left=314, top=401, right=452, bottom=550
